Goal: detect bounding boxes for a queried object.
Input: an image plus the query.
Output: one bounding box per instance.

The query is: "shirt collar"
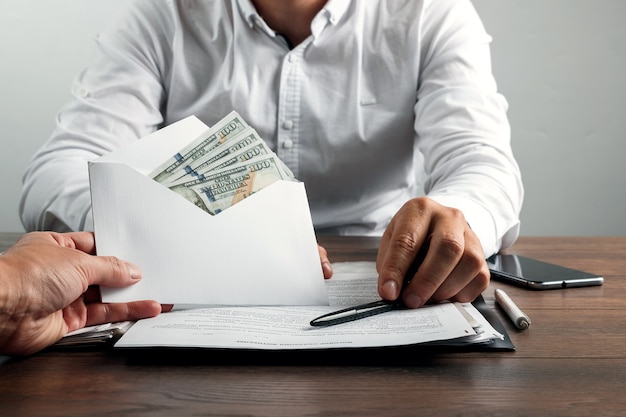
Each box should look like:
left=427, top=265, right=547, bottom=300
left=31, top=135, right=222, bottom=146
left=237, top=0, right=351, bottom=33
left=237, top=0, right=263, bottom=29
left=323, top=0, right=350, bottom=26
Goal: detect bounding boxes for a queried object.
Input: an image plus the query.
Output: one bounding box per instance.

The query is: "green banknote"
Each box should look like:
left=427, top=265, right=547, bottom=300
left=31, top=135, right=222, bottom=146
left=172, top=155, right=289, bottom=214
left=150, top=111, right=249, bottom=184
left=152, top=112, right=295, bottom=214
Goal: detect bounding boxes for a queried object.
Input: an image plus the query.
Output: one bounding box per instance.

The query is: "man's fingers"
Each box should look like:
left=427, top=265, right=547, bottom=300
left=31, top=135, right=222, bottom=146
left=61, top=231, right=98, bottom=254
left=84, top=301, right=163, bottom=327
left=82, top=255, right=143, bottom=288
left=377, top=197, right=489, bottom=308
left=318, top=245, right=333, bottom=279
left=428, top=241, right=488, bottom=302
left=450, top=273, right=489, bottom=303
left=402, top=224, right=465, bottom=307
left=377, top=228, right=426, bottom=301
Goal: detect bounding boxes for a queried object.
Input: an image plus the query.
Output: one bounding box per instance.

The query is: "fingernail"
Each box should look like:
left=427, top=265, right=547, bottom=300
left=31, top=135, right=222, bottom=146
left=126, top=262, right=142, bottom=280
left=382, top=280, right=398, bottom=300
left=403, top=292, right=423, bottom=309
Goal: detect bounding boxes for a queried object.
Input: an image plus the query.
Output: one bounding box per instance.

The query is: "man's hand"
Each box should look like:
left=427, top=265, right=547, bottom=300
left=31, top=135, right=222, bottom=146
left=0, top=231, right=166, bottom=356
left=319, top=244, right=333, bottom=279
left=376, top=197, right=489, bottom=308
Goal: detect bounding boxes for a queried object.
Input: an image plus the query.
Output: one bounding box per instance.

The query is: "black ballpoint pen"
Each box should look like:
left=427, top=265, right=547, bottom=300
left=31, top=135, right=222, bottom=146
left=310, top=299, right=403, bottom=327
left=310, top=245, right=428, bottom=327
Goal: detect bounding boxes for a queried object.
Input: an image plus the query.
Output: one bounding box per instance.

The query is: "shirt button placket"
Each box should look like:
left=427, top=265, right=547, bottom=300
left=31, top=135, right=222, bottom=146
left=277, top=50, right=302, bottom=176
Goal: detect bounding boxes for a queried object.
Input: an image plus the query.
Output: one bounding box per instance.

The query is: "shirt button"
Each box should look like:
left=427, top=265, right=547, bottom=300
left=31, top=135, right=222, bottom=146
left=282, top=120, right=293, bottom=130
left=283, top=139, right=294, bottom=149
left=288, top=54, right=296, bottom=63
left=78, top=88, right=89, bottom=98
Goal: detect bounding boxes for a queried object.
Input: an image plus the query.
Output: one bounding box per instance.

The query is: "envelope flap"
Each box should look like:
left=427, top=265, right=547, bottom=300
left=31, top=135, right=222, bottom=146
left=96, top=116, right=209, bottom=175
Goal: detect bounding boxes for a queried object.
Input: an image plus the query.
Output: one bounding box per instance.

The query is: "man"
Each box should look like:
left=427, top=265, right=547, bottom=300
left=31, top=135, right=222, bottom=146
left=0, top=232, right=166, bottom=356
left=20, top=0, right=523, bottom=308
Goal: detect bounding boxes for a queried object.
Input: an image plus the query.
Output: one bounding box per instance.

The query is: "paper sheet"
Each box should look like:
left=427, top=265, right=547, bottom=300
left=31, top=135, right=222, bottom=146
left=116, top=262, right=503, bottom=350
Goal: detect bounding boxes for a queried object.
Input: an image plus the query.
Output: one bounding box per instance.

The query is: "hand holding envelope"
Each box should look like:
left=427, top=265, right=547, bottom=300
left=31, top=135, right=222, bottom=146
left=89, top=113, right=328, bottom=307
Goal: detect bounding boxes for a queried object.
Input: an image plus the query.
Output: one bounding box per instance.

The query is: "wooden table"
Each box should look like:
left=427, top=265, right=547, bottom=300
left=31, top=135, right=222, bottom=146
left=1, top=233, right=625, bottom=416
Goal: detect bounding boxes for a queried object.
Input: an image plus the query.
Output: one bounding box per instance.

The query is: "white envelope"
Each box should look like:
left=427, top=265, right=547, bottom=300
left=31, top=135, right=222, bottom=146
left=89, top=116, right=328, bottom=306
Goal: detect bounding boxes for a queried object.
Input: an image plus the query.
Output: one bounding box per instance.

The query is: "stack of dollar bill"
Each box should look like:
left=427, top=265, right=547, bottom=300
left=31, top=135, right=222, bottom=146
left=149, top=112, right=296, bottom=214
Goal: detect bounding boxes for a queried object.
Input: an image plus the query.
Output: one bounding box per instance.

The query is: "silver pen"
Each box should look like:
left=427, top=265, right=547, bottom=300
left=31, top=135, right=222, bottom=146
left=495, top=288, right=531, bottom=330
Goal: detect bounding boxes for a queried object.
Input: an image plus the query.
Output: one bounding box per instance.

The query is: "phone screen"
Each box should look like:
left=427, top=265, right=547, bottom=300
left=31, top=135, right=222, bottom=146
left=486, top=254, right=604, bottom=290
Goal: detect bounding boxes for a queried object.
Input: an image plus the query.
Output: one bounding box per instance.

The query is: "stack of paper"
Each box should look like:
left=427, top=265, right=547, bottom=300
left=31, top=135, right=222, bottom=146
left=55, top=322, right=133, bottom=348
left=114, top=262, right=507, bottom=351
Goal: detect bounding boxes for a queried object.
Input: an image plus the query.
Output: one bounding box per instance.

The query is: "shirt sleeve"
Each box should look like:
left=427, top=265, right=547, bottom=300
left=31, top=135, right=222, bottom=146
left=19, top=0, right=172, bottom=232
left=415, top=0, right=524, bottom=256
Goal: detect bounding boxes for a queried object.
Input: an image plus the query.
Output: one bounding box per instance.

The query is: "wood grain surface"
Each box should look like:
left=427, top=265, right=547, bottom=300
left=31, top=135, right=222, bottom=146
left=1, top=233, right=625, bottom=417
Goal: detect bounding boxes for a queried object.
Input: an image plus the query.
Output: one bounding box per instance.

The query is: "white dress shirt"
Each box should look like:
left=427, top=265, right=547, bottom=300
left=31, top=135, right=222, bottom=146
left=20, top=0, right=523, bottom=256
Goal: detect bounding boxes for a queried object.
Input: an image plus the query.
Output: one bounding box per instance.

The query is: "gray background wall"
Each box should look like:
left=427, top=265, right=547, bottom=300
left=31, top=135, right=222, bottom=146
left=1, top=1, right=625, bottom=236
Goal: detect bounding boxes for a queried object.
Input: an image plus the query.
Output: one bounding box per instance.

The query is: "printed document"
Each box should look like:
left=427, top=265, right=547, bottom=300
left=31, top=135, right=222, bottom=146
left=116, top=262, right=503, bottom=350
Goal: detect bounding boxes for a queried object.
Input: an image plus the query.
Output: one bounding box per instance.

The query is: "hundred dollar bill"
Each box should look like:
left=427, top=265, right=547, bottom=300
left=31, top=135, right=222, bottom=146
left=209, top=143, right=295, bottom=181
left=166, top=181, right=212, bottom=213
left=171, top=155, right=289, bottom=214
left=168, top=139, right=273, bottom=187
left=167, top=128, right=262, bottom=183
left=150, top=111, right=248, bottom=184
left=207, top=127, right=295, bottom=180
left=168, top=127, right=295, bottom=186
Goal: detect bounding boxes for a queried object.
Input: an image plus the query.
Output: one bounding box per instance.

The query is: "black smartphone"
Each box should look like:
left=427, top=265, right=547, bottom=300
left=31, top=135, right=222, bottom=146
left=486, top=254, right=604, bottom=290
